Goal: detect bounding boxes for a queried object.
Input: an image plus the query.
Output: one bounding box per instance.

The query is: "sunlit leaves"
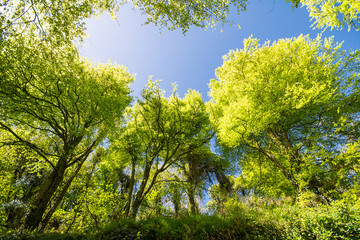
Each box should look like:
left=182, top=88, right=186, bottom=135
left=128, top=0, right=247, bottom=33
left=0, top=0, right=119, bottom=43
left=208, top=34, right=354, bottom=147
left=300, top=0, right=360, bottom=31
left=0, top=35, right=133, bottom=148
left=0, top=32, right=133, bottom=229
left=208, top=34, right=360, bottom=196
left=107, top=79, right=212, bottom=217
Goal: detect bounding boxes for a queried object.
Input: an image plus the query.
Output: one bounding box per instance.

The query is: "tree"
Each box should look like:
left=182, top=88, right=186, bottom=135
left=208, top=34, right=360, bottom=197
left=129, top=0, right=247, bottom=33
left=299, top=0, right=360, bottom=31
left=108, top=80, right=212, bottom=218
left=130, top=0, right=360, bottom=32
left=0, top=131, right=47, bottom=229
left=173, top=140, right=237, bottom=215
left=131, top=0, right=360, bottom=33
left=0, top=0, right=248, bottom=41
left=0, top=35, right=133, bottom=230
left=0, top=0, right=120, bottom=44
left=175, top=146, right=213, bottom=214
left=234, top=150, right=296, bottom=197
left=46, top=147, right=125, bottom=232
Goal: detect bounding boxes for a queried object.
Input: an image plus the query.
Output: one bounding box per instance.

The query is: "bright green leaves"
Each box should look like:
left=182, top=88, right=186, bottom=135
left=0, top=36, right=133, bottom=154
left=1, top=0, right=247, bottom=43
left=107, top=79, right=213, bottom=218
left=208, top=34, right=360, bottom=196
left=287, top=0, right=360, bottom=31
left=209, top=35, right=347, bottom=147
left=0, top=0, right=119, bottom=43
left=120, top=79, right=211, bottom=158
left=0, top=33, right=133, bottom=229
left=300, top=0, right=360, bottom=31
left=128, top=0, right=247, bottom=33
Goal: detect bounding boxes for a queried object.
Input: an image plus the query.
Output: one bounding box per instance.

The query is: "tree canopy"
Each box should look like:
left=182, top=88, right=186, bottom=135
left=129, top=0, right=247, bottom=32
left=0, top=33, right=133, bottom=229
left=208, top=34, right=360, bottom=196
left=107, top=80, right=213, bottom=218
left=301, top=0, right=360, bottom=31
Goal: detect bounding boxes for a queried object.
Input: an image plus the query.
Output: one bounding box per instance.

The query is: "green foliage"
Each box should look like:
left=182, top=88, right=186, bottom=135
left=0, top=232, right=87, bottom=240
left=1, top=0, right=360, bottom=236
left=39, top=150, right=127, bottom=233
left=208, top=195, right=360, bottom=240
left=2, top=0, right=357, bottom=39
left=0, top=30, right=133, bottom=230
left=0, top=0, right=119, bottom=44
left=2, top=199, right=360, bottom=239
left=234, top=156, right=296, bottom=198
left=97, top=215, right=281, bottom=240
left=209, top=34, right=351, bottom=146
left=300, top=0, right=360, bottom=31
left=107, top=80, right=213, bottom=218
left=0, top=35, right=133, bottom=163
left=284, top=202, right=360, bottom=239
left=129, top=0, right=247, bottom=33
left=208, top=34, right=360, bottom=197
left=0, top=0, right=248, bottom=42
left=0, top=132, right=52, bottom=230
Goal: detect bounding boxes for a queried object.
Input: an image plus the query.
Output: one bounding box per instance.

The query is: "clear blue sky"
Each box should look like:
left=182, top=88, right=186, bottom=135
left=79, top=1, right=359, bottom=101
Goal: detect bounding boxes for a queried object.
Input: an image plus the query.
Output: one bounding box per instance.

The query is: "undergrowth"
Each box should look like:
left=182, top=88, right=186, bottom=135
left=1, top=200, right=359, bottom=240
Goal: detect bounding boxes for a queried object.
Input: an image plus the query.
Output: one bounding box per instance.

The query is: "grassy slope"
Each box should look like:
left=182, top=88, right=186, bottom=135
left=1, top=201, right=359, bottom=240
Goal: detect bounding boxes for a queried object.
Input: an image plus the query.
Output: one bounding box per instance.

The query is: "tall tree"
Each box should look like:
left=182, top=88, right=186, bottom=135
left=108, top=80, right=212, bottom=218
left=208, top=35, right=360, bottom=197
left=176, top=147, right=213, bottom=214
left=0, top=35, right=133, bottom=230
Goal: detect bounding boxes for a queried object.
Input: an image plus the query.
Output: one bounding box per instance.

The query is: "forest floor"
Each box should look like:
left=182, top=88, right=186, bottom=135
left=1, top=201, right=359, bottom=240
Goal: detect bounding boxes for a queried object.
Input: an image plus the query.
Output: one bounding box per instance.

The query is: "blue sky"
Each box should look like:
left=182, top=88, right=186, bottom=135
left=79, top=1, right=359, bottom=101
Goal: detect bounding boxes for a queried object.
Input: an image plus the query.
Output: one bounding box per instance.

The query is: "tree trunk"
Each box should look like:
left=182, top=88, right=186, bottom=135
left=129, top=164, right=151, bottom=218
left=185, top=158, right=199, bottom=215
left=39, top=158, right=86, bottom=231
left=24, top=159, right=67, bottom=230
left=129, top=163, right=161, bottom=218
left=154, top=193, right=162, bottom=216
left=124, top=159, right=136, bottom=217
left=172, top=188, right=181, bottom=218
left=130, top=198, right=142, bottom=218
left=214, top=170, right=232, bottom=193
left=174, top=200, right=180, bottom=218
left=186, top=184, right=198, bottom=214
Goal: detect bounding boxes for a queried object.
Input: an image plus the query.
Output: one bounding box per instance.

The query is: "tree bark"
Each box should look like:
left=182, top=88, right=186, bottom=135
left=129, top=163, right=162, bottom=218
left=24, top=158, right=67, bottom=230
left=39, top=158, right=86, bottom=231
left=129, top=163, right=151, bottom=218
left=124, top=159, right=136, bottom=217
left=186, top=184, right=198, bottom=215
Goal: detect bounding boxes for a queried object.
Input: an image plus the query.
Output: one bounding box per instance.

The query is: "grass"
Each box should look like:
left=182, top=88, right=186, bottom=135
left=1, top=200, right=359, bottom=240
